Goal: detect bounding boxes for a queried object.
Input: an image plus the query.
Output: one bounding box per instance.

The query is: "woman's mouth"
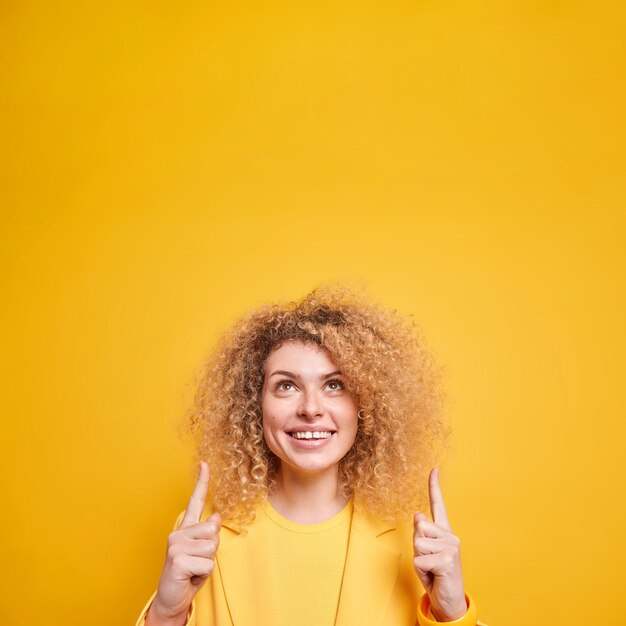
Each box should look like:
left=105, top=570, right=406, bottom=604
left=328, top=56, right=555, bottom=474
left=285, top=430, right=337, bottom=447
left=287, top=431, right=335, bottom=440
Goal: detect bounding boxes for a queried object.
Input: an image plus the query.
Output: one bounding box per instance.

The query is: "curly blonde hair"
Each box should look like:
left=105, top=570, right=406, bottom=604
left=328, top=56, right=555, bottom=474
left=182, top=284, right=448, bottom=526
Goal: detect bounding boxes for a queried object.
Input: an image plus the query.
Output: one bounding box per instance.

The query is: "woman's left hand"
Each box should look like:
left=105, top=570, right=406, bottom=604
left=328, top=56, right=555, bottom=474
left=413, top=468, right=467, bottom=621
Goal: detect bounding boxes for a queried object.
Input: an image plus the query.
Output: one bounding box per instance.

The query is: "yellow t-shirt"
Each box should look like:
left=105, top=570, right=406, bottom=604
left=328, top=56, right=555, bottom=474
left=260, top=498, right=353, bottom=626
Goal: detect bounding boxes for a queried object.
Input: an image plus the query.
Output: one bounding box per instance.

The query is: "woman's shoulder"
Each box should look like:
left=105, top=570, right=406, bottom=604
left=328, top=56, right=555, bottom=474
left=171, top=497, right=256, bottom=542
left=352, top=503, right=415, bottom=543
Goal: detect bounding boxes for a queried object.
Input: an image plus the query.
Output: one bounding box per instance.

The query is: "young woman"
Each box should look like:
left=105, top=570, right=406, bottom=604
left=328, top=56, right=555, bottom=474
left=136, top=286, right=487, bottom=626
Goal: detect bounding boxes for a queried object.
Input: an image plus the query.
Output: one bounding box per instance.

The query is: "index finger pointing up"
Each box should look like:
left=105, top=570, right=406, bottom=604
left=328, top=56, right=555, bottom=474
left=180, top=461, right=210, bottom=528
left=428, top=467, right=452, bottom=531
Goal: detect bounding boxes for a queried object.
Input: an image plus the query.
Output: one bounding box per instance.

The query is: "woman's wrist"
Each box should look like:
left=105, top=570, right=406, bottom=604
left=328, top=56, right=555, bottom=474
left=430, top=596, right=468, bottom=621
left=145, top=598, right=191, bottom=626
left=418, top=592, right=478, bottom=625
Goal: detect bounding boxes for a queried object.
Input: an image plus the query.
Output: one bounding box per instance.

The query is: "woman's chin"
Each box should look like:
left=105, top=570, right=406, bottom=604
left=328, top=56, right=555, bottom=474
left=280, top=457, right=341, bottom=477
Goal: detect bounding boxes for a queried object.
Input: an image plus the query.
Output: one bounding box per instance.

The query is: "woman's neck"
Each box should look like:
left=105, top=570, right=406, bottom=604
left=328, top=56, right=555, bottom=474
left=269, top=465, right=349, bottom=524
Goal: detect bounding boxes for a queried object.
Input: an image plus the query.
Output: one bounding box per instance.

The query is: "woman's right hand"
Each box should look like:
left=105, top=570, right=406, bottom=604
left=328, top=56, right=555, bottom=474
left=147, top=461, right=221, bottom=626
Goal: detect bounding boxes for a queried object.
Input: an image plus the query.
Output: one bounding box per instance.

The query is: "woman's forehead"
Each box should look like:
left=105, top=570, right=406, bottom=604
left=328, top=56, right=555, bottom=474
left=264, top=340, right=337, bottom=371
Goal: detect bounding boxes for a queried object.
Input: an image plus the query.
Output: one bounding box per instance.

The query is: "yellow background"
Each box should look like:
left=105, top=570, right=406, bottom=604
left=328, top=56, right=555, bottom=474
left=2, top=1, right=625, bottom=624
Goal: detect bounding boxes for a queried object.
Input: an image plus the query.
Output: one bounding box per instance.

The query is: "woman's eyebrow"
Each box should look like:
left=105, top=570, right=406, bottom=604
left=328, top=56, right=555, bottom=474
left=269, top=369, right=342, bottom=379
left=322, top=370, right=342, bottom=379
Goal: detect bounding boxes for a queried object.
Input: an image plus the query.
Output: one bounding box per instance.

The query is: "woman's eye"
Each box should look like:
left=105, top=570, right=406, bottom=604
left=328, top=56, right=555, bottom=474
left=326, top=379, right=344, bottom=391
left=277, top=381, right=295, bottom=391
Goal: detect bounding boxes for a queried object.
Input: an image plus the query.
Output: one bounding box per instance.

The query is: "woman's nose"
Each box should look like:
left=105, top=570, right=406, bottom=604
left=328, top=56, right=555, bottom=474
left=297, top=389, right=324, bottom=419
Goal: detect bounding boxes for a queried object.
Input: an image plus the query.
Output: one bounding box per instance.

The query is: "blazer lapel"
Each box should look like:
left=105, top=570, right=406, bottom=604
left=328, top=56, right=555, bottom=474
left=216, top=518, right=278, bottom=626
left=335, top=508, right=401, bottom=626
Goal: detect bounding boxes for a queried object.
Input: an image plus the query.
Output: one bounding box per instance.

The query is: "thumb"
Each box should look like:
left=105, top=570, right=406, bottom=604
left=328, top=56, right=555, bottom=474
left=414, top=511, right=429, bottom=533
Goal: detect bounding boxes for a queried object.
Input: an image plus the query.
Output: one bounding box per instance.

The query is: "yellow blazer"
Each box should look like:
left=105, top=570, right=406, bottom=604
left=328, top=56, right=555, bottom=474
left=136, top=503, right=486, bottom=626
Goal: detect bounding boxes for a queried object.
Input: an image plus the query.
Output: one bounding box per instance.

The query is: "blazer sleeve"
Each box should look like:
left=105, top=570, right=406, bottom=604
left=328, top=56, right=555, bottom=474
left=416, top=591, right=488, bottom=626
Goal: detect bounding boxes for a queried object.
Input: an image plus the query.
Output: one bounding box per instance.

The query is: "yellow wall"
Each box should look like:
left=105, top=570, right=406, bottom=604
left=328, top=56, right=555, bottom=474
left=2, top=2, right=624, bottom=624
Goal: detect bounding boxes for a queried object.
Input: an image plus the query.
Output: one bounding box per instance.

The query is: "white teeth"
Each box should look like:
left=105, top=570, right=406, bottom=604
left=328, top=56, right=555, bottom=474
left=290, top=431, right=333, bottom=440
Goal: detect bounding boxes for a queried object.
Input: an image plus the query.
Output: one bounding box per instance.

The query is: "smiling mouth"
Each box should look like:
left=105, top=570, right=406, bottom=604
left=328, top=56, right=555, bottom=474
left=287, top=431, right=336, bottom=440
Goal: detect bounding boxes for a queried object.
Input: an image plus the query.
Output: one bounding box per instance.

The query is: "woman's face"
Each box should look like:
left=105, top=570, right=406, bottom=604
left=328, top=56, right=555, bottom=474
left=261, top=340, right=359, bottom=479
